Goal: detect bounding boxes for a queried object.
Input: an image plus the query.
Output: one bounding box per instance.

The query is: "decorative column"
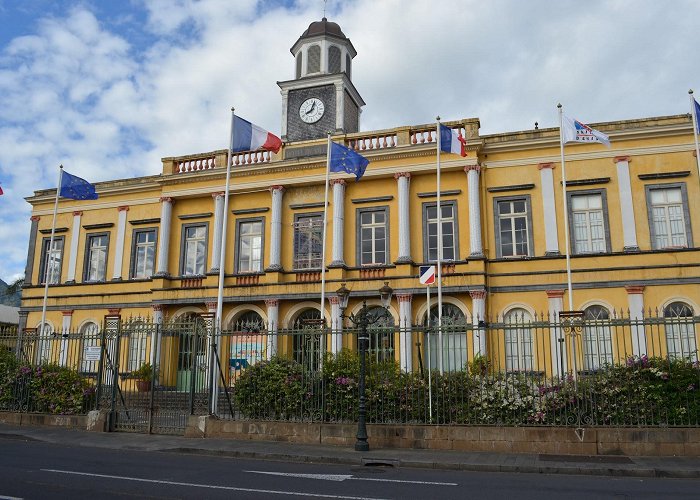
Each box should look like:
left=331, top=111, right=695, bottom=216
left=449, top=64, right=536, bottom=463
left=539, top=163, right=560, bottom=255
left=395, top=173, right=412, bottom=263
left=150, top=304, right=164, bottom=369
left=24, top=216, right=41, bottom=286
left=626, top=285, right=647, bottom=356
left=397, top=293, right=413, bottom=372
left=615, top=156, right=640, bottom=251
left=334, top=82, right=345, bottom=131
left=112, top=206, right=129, bottom=280
left=470, top=289, right=487, bottom=356
left=267, top=186, right=285, bottom=271
left=210, top=192, right=225, bottom=273
left=330, top=180, right=346, bottom=266
left=155, top=197, right=173, bottom=277
left=329, top=296, right=343, bottom=354
left=546, top=289, right=567, bottom=377
left=59, top=310, right=73, bottom=366
left=464, top=166, right=484, bottom=257
left=65, top=211, right=82, bottom=283
left=265, top=299, right=279, bottom=360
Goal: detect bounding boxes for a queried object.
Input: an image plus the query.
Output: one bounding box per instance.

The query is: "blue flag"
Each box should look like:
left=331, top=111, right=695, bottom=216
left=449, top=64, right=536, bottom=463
left=694, top=98, right=700, bottom=134
left=60, top=170, right=98, bottom=200
left=329, top=142, right=369, bottom=181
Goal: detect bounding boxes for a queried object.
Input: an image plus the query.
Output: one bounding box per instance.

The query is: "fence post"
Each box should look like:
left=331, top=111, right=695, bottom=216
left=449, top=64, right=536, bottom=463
left=15, top=311, right=28, bottom=361
left=201, top=311, right=216, bottom=415
left=104, top=313, right=121, bottom=432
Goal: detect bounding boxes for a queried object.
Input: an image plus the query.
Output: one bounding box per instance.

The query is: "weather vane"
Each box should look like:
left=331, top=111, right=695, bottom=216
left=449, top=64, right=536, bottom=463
left=323, top=0, right=327, bottom=18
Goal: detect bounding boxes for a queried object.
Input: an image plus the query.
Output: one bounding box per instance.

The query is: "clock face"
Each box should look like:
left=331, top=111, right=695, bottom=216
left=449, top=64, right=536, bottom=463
left=299, top=98, right=325, bottom=123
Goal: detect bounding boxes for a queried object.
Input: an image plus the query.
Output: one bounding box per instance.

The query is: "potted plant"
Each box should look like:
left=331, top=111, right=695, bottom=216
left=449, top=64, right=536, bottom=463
left=132, top=362, right=157, bottom=392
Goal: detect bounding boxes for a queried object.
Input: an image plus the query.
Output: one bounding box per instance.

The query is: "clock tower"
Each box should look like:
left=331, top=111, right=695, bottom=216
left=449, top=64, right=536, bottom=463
left=279, top=18, right=365, bottom=150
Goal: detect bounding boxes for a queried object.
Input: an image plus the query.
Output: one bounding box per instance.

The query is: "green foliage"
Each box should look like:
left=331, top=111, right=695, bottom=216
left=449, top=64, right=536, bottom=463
left=131, top=362, right=157, bottom=381
left=0, top=347, right=18, bottom=406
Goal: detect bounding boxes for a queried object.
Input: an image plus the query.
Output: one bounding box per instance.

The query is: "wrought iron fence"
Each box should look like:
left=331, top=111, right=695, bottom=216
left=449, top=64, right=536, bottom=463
left=1, top=311, right=699, bottom=431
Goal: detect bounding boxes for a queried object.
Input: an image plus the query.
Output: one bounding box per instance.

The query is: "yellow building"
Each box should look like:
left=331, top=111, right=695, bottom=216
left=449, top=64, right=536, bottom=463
left=19, top=19, right=700, bottom=387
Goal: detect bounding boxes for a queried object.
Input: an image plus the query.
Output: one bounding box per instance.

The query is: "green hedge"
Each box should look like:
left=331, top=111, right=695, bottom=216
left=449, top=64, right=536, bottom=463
left=232, top=351, right=700, bottom=426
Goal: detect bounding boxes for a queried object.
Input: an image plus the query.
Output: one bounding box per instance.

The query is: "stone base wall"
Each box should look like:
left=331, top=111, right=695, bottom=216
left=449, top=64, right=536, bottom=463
left=0, top=412, right=87, bottom=429
left=194, top=418, right=700, bottom=457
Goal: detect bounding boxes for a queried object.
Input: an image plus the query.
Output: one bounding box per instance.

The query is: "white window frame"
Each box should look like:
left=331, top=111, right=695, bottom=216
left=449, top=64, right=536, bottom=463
left=646, top=183, right=693, bottom=250
left=568, top=190, right=610, bottom=254
left=84, top=233, right=109, bottom=282
left=494, top=196, right=533, bottom=258
left=131, top=228, right=157, bottom=279
left=236, top=218, right=264, bottom=273
left=664, top=302, right=698, bottom=362
left=504, top=308, right=534, bottom=372
left=181, top=223, right=208, bottom=276
left=582, top=305, right=614, bottom=370
left=357, top=207, right=389, bottom=266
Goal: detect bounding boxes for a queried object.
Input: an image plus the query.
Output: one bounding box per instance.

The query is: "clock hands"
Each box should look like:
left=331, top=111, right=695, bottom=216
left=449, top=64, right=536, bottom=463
left=305, top=102, right=316, bottom=115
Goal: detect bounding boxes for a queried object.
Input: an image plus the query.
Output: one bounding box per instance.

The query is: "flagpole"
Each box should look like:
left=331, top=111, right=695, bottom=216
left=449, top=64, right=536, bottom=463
left=689, top=90, right=700, bottom=186
left=39, top=165, right=63, bottom=342
left=212, top=107, right=235, bottom=415
left=435, top=117, right=444, bottom=374
left=320, top=133, right=332, bottom=324
left=557, top=104, right=575, bottom=312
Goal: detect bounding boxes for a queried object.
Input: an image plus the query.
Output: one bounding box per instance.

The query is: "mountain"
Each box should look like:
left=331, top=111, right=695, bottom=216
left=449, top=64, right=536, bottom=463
left=0, top=279, right=21, bottom=307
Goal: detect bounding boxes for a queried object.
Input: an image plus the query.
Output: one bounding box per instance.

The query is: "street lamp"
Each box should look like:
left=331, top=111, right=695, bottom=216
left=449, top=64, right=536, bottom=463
left=336, top=281, right=393, bottom=452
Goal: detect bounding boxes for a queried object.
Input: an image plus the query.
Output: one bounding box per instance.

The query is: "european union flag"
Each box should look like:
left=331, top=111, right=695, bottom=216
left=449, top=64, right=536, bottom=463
left=60, top=170, right=98, bottom=200
left=695, top=98, right=700, bottom=134
left=329, top=142, right=369, bottom=181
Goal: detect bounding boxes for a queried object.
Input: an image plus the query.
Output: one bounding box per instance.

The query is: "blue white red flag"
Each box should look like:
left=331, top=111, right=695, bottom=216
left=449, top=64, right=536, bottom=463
left=329, top=142, right=369, bottom=181
left=60, top=170, right=98, bottom=200
left=561, top=115, right=610, bottom=147
left=232, top=116, right=282, bottom=154
left=439, top=124, right=466, bottom=157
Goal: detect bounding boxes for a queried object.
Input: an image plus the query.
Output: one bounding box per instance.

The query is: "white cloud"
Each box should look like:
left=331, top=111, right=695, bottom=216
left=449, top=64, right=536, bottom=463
left=1, top=0, right=700, bottom=282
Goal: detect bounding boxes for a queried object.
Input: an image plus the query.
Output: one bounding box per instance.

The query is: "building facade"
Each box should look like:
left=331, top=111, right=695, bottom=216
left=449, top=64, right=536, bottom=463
left=19, top=19, right=700, bottom=385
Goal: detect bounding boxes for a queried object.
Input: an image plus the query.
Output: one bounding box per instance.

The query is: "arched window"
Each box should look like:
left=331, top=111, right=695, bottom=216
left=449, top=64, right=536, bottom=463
left=230, top=311, right=265, bottom=333
left=504, top=308, right=534, bottom=372
left=127, top=320, right=148, bottom=371
left=174, top=313, right=207, bottom=391
left=328, top=46, right=341, bottom=73
left=365, top=306, right=394, bottom=362
left=293, top=309, right=323, bottom=372
left=345, top=54, right=351, bottom=78
left=306, top=45, right=320, bottom=74
left=664, top=302, right=697, bottom=362
left=423, top=304, right=468, bottom=372
left=36, top=322, right=53, bottom=364
left=582, top=305, right=613, bottom=370
left=80, top=321, right=100, bottom=373
left=295, top=52, right=302, bottom=78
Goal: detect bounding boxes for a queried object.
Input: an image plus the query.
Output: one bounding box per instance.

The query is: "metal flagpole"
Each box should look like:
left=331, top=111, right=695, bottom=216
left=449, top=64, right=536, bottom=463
left=211, top=108, right=235, bottom=415
left=435, top=117, right=444, bottom=374
left=689, top=90, right=700, bottom=186
left=320, top=133, right=332, bottom=324
left=557, top=105, right=575, bottom=312
left=39, top=165, right=63, bottom=342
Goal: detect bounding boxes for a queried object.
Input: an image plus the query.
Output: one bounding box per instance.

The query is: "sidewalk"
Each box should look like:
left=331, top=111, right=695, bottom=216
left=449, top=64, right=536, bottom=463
left=1, top=423, right=700, bottom=478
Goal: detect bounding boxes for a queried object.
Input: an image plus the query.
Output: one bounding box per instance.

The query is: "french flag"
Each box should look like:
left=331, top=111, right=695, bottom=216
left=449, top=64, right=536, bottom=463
left=232, top=115, right=282, bottom=154
left=439, top=124, right=466, bottom=157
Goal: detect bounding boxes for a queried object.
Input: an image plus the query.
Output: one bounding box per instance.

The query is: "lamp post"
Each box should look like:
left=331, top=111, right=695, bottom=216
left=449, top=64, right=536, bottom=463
left=336, top=281, right=393, bottom=452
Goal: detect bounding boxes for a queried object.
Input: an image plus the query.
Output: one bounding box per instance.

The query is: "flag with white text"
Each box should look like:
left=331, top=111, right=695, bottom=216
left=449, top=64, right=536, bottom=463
left=561, top=115, right=610, bottom=147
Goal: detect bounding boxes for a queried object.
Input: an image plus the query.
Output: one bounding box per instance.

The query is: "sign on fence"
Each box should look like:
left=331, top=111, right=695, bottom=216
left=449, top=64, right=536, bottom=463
left=83, top=346, right=101, bottom=361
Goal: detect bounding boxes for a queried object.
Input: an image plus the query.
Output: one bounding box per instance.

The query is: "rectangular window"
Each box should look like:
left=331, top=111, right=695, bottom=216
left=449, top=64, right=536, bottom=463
left=181, top=224, right=208, bottom=276
left=423, top=201, right=458, bottom=262
left=494, top=196, right=532, bottom=258
left=84, top=233, right=109, bottom=282
left=39, top=237, right=64, bottom=284
left=131, top=228, right=157, bottom=279
left=646, top=184, right=692, bottom=249
left=236, top=219, right=264, bottom=273
left=357, top=207, right=388, bottom=265
left=293, top=213, right=323, bottom=269
left=568, top=191, right=610, bottom=254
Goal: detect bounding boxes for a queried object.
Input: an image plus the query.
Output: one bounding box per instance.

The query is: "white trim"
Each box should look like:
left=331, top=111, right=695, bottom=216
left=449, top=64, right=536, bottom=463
left=501, top=302, right=536, bottom=319
left=283, top=301, right=326, bottom=329
left=413, top=296, right=471, bottom=325
left=223, top=305, right=268, bottom=328
left=171, top=306, right=205, bottom=321
left=659, top=296, right=699, bottom=314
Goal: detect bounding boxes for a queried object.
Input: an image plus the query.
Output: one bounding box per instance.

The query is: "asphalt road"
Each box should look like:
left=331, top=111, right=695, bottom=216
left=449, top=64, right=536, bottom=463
left=0, top=438, right=698, bottom=499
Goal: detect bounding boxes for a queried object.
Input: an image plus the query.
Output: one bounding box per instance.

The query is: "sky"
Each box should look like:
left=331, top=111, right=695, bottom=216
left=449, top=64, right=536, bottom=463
left=0, top=0, right=699, bottom=283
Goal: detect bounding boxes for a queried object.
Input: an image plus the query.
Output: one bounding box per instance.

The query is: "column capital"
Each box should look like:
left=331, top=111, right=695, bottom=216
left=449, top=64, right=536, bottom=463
left=625, top=285, right=645, bottom=295
left=117, top=205, right=129, bottom=212
left=469, top=289, right=487, bottom=300
left=151, top=304, right=164, bottom=312
left=613, top=156, right=632, bottom=163
left=265, top=298, right=279, bottom=308
left=330, top=179, right=347, bottom=186
left=159, top=196, right=174, bottom=204
left=464, top=164, right=481, bottom=173
left=62, top=310, right=74, bottom=317
left=393, top=172, right=411, bottom=180
left=30, top=215, right=41, bottom=222
left=205, top=301, right=217, bottom=312
left=328, top=296, right=340, bottom=305
left=73, top=211, right=83, bottom=216
left=211, top=191, right=225, bottom=198
left=396, top=293, right=413, bottom=303
left=546, top=289, right=566, bottom=299
left=107, top=308, right=121, bottom=315
left=538, top=162, right=555, bottom=170
left=269, top=185, right=286, bottom=193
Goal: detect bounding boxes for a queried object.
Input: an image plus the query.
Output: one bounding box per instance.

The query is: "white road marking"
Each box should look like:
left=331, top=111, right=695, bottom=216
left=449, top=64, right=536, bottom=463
left=245, top=470, right=458, bottom=486
left=41, top=469, right=387, bottom=500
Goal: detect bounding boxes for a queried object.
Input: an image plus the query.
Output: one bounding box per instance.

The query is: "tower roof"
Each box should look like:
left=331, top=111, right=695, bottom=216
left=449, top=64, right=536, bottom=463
left=290, top=17, right=356, bottom=56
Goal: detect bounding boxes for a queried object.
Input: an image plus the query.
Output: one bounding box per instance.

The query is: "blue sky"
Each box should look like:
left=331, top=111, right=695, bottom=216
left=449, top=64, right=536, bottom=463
left=1, top=0, right=700, bottom=283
